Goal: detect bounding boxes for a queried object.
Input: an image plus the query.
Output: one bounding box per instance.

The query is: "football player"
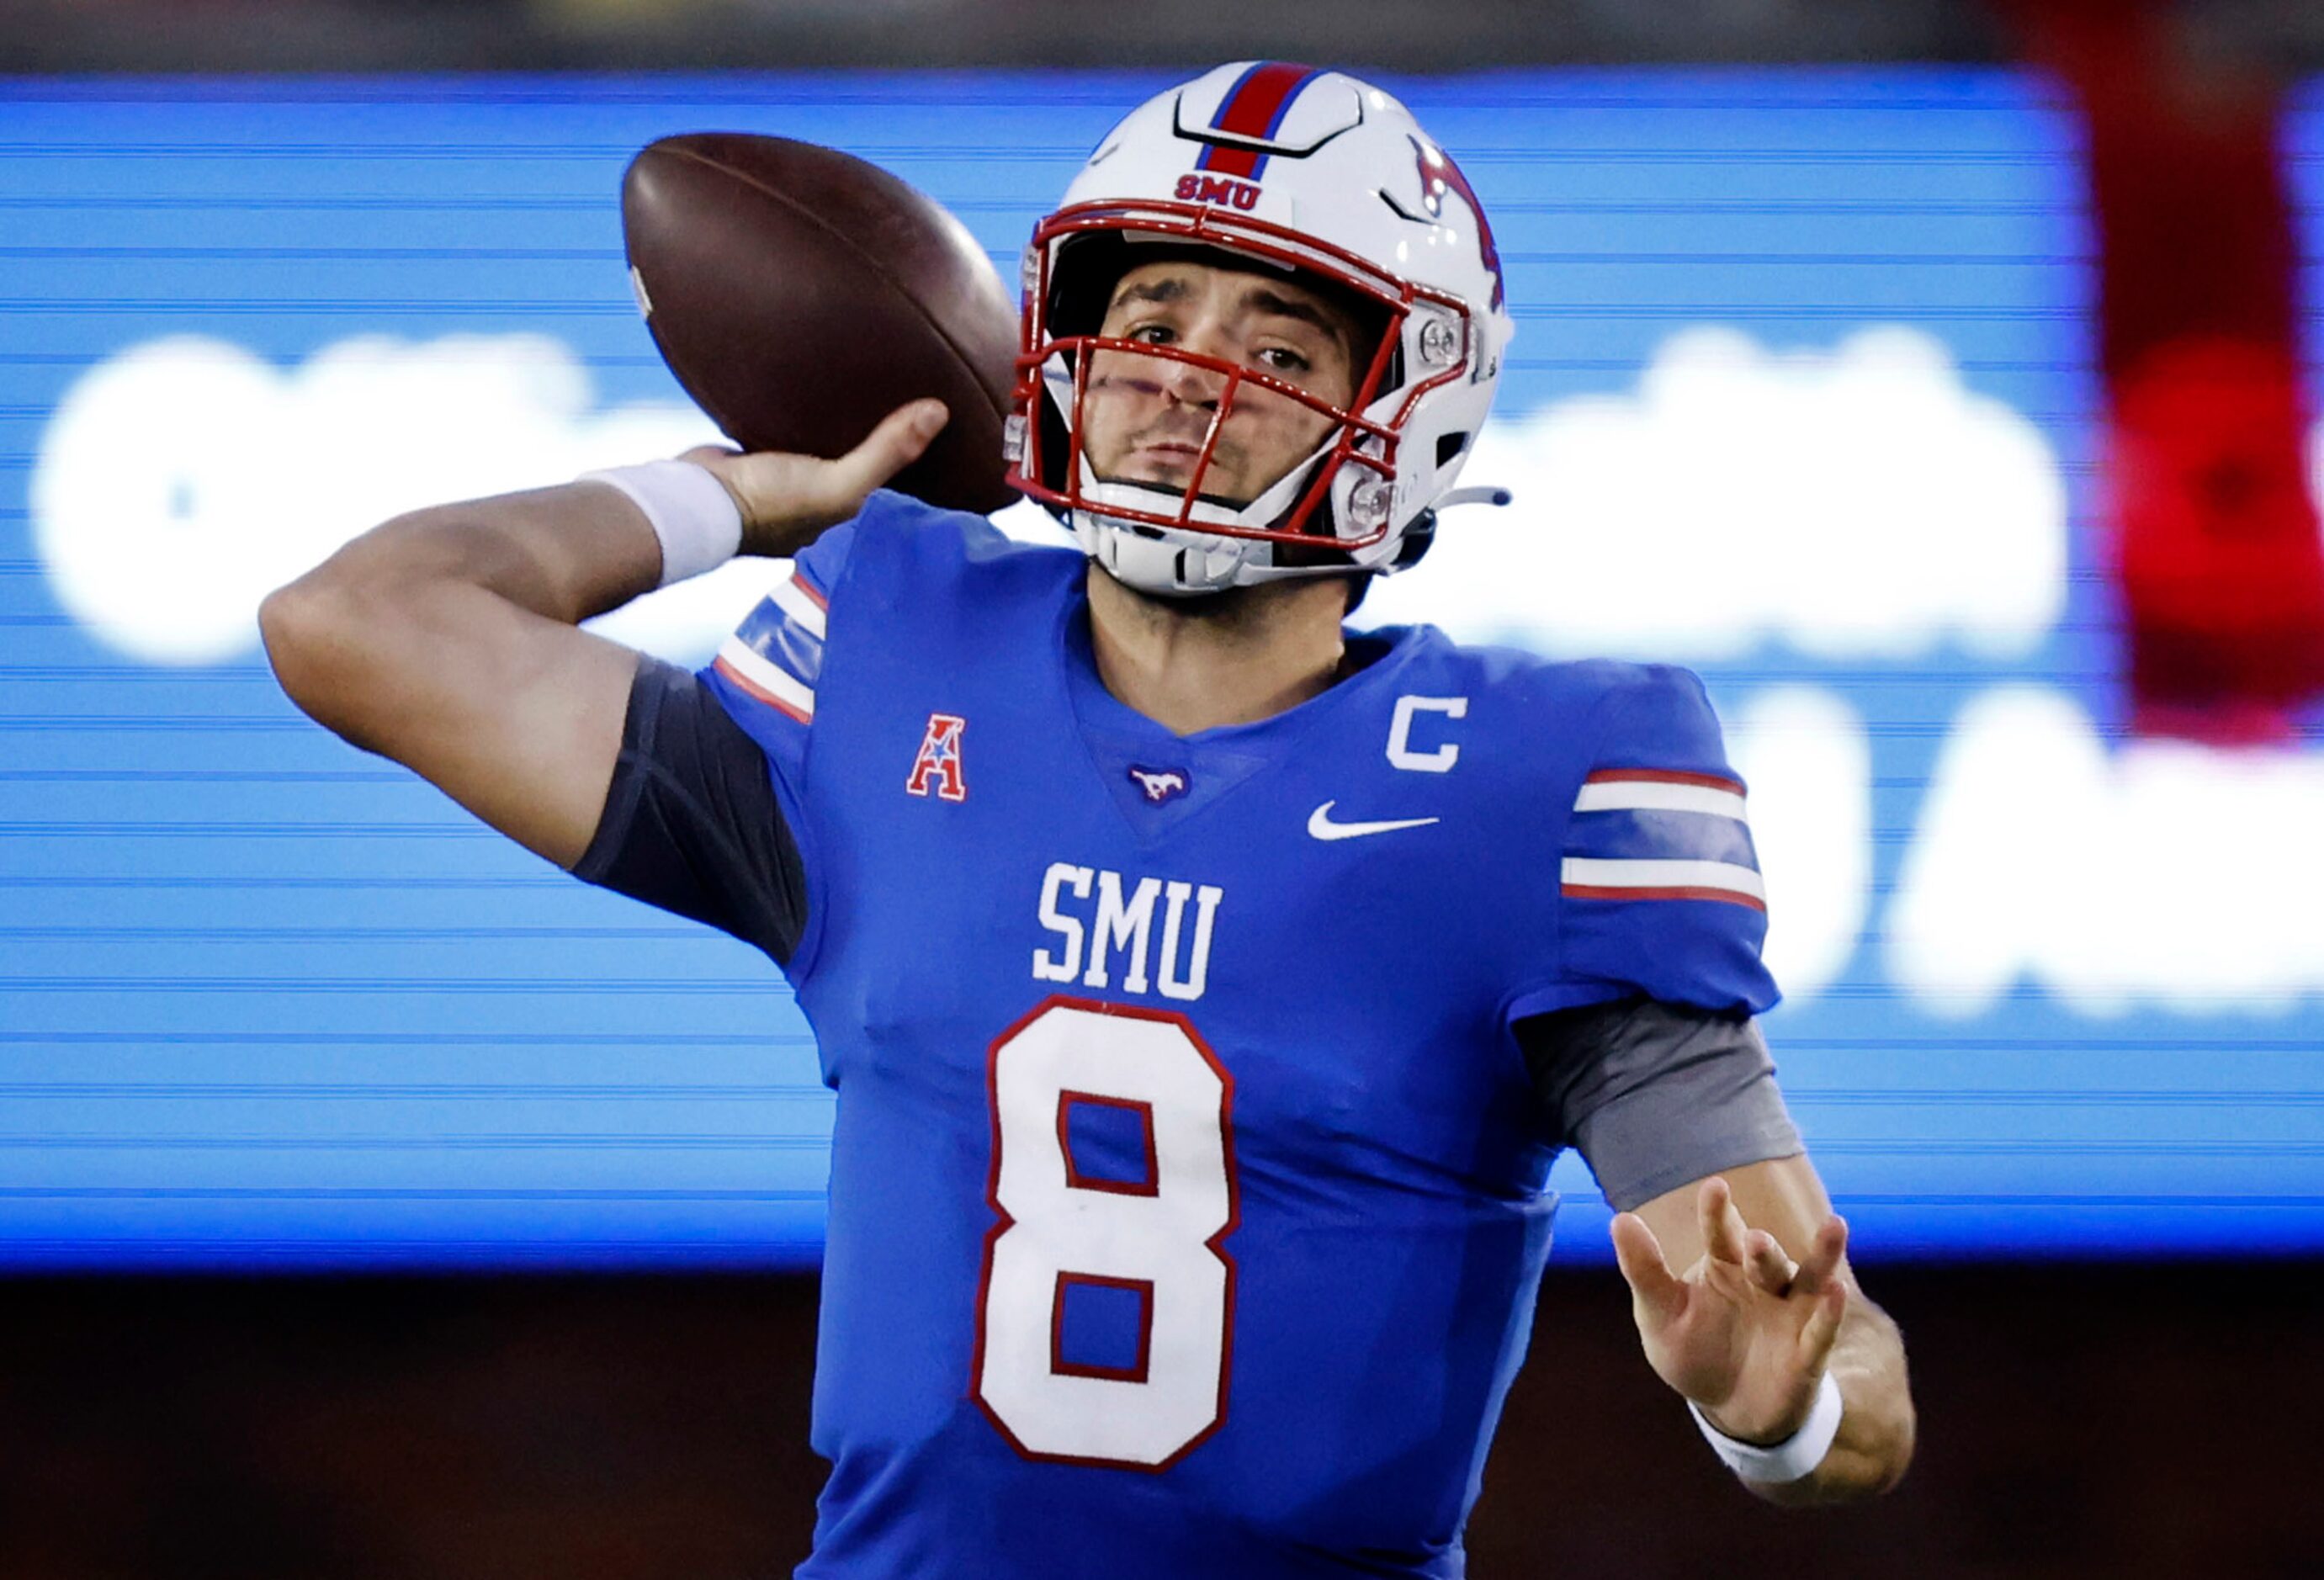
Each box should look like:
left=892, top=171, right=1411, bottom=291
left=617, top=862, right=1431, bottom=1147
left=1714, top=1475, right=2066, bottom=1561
left=262, top=62, right=1914, bottom=1578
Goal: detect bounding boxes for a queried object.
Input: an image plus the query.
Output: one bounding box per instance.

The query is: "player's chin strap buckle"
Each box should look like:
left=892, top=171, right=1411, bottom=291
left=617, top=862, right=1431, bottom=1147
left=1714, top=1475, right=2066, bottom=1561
left=1437, top=485, right=1512, bottom=512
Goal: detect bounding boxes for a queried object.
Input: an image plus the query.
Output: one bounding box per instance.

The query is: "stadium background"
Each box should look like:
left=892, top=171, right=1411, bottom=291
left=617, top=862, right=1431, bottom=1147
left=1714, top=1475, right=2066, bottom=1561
left=1, top=0, right=2320, bottom=1574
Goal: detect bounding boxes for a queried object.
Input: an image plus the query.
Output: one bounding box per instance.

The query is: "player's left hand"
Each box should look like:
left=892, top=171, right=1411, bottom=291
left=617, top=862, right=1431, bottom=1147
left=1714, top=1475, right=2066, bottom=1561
left=1609, top=1175, right=1849, bottom=1445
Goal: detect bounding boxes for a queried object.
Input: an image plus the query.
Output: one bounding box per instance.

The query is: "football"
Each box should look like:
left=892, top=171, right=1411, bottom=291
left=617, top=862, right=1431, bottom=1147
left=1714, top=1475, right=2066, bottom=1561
left=621, top=132, right=1021, bottom=513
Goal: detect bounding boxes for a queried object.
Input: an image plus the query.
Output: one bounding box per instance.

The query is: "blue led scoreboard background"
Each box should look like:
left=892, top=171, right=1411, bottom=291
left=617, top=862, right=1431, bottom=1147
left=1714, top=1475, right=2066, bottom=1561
left=2, top=70, right=2321, bottom=1268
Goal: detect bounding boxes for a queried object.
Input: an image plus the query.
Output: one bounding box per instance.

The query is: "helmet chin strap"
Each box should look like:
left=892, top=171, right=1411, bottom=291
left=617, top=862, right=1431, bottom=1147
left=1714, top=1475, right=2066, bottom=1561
left=1074, top=513, right=1257, bottom=597
left=1077, top=480, right=1509, bottom=597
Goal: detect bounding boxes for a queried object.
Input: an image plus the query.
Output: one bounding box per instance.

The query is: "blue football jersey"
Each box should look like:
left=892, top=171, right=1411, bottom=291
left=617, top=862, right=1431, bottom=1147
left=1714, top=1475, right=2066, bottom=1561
left=699, top=490, right=1781, bottom=1578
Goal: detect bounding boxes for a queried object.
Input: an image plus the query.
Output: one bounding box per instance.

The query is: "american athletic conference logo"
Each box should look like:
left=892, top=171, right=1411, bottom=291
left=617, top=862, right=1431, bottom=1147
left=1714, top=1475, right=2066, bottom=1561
left=905, top=713, right=967, bottom=802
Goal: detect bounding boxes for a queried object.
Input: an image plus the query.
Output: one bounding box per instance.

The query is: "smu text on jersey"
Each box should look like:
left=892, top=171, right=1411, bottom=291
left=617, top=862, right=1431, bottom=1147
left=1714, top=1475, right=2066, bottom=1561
left=1032, top=863, right=1224, bottom=1001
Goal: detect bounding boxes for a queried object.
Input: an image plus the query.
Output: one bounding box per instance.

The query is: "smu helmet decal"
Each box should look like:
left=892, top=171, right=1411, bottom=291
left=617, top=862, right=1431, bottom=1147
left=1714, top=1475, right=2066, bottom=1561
left=1410, top=136, right=1504, bottom=310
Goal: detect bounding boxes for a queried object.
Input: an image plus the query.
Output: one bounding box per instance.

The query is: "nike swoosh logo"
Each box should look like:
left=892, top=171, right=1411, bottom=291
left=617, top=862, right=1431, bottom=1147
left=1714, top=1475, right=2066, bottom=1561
left=1307, top=801, right=1441, bottom=840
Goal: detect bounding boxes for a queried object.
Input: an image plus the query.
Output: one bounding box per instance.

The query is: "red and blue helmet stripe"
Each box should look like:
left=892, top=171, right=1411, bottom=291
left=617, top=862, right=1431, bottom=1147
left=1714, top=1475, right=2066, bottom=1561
left=1192, top=61, right=1322, bottom=180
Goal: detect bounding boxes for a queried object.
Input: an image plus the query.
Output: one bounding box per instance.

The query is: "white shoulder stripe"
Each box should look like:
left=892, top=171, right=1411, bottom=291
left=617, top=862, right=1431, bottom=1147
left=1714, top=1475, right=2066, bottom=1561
left=768, top=572, right=828, bottom=640
left=715, top=635, right=816, bottom=721
left=1573, top=780, right=1748, bottom=820
left=1561, top=857, right=1766, bottom=902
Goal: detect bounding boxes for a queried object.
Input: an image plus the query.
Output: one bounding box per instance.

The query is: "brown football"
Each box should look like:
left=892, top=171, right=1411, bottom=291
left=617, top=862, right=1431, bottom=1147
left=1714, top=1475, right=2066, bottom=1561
left=620, top=132, right=1021, bottom=514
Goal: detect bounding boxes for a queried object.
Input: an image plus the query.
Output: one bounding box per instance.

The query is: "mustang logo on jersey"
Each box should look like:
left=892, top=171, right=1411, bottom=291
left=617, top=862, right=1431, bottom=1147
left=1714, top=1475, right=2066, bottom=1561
left=1127, top=766, right=1191, bottom=804
left=1032, top=862, right=1223, bottom=1002
left=905, top=713, right=968, bottom=801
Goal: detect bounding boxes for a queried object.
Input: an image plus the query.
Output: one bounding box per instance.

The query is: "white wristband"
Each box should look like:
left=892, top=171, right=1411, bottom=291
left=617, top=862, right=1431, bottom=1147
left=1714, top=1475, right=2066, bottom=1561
left=1687, top=1371, right=1844, bottom=1484
left=578, top=459, right=744, bottom=587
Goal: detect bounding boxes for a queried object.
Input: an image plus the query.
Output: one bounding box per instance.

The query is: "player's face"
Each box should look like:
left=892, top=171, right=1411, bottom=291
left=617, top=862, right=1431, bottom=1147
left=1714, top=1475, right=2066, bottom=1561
left=1079, top=261, right=1362, bottom=507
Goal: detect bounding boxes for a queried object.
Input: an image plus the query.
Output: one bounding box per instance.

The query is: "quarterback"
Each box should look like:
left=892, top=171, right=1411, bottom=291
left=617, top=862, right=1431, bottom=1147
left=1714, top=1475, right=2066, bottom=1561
left=263, top=63, right=1914, bottom=1577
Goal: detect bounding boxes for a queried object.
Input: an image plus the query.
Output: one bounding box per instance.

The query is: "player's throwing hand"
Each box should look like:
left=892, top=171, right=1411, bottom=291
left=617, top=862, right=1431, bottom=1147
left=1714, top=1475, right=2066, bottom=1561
left=1610, top=1175, right=1850, bottom=1446
left=685, top=398, right=949, bottom=558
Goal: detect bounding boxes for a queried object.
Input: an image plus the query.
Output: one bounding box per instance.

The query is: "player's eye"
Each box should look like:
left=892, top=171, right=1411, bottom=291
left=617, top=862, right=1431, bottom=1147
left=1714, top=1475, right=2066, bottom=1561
left=1125, top=323, right=1176, bottom=345
left=1255, top=344, right=1312, bottom=375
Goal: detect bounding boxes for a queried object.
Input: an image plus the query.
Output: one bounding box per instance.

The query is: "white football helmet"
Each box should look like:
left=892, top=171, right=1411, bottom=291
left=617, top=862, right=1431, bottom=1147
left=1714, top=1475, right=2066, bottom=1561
left=1005, top=61, right=1515, bottom=597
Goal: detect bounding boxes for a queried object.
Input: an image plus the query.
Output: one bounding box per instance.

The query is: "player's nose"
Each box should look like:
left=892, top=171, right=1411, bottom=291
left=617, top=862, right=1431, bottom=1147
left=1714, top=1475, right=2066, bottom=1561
left=1158, top=336, right=1230, bottom=406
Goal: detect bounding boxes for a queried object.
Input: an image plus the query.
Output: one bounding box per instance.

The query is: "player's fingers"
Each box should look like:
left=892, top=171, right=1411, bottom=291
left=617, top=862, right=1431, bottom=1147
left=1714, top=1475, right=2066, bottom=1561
left=1609, top=1212, right=1688, bottom=1327
left=1744, top=1228, right=1796, bottom=1294
left=827, top=399, right=950, bottom=499
left=1797, top=1280, right=1847, bottom=1370
left=1791, top=1215, right=1849, bottom=1300
left=1698, top=1175, right=1748, bottom=1267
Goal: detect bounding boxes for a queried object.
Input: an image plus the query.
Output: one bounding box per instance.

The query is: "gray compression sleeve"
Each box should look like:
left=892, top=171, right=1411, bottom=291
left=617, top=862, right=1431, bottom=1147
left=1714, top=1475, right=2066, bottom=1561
left=571, top=656, right=809, bottom=967
left=1515, top=999, right=1804, bottom=1213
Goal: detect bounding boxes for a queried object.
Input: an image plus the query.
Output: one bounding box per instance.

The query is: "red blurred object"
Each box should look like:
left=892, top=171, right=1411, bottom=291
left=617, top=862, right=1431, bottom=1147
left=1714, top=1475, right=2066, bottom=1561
left=2110, top=340, right=2324, bottom=740
left=2019, top=0, right=2324, bottom=740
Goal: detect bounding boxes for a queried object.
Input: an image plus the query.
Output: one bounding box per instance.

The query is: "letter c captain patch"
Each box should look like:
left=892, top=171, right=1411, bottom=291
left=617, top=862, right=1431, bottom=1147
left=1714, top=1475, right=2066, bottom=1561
left=905, top=713, right=968, bottom=802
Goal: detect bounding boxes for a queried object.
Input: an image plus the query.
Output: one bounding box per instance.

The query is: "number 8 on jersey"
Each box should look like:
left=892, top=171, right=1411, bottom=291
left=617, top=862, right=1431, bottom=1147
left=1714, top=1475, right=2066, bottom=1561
left=973, top=997, right=1239, bottom=1469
